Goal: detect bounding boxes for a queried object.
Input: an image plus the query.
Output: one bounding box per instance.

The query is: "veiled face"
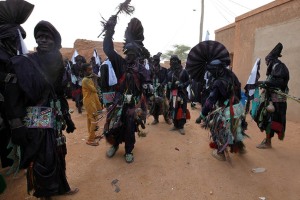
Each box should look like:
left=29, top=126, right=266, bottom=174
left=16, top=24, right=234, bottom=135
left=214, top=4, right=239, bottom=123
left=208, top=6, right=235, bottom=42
left=265, top=57, right=274, bottom=67
left=125, top=52, right=137, bottom=64
left=153, top=59, right=160, bottom=67
left=170, top=59, right=180, bottom=70
left=35, top=30, right=55, bottom=52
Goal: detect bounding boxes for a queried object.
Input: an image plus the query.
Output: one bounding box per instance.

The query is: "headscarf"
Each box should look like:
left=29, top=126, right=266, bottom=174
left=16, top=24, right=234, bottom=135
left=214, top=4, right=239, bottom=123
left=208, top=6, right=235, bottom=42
left=0, top=24, right=26, bottom=40
left=0, top=0, right=34, bottom=38
left=265, top=42, right=283, bottom=62
left=0, top=0, right=34, bottom=56
left=34, top=20, right=62, bottom=49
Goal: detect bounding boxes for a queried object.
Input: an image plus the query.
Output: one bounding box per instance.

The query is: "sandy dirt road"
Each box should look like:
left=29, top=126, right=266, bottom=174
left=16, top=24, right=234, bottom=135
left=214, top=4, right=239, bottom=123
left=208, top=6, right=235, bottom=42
left=1, top=100, right=300, bottom=200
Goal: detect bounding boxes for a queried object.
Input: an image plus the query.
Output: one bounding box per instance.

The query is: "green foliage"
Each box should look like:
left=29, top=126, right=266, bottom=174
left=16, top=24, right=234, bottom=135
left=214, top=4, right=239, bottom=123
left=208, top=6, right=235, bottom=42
left=161, top=44, right=191, bottom=61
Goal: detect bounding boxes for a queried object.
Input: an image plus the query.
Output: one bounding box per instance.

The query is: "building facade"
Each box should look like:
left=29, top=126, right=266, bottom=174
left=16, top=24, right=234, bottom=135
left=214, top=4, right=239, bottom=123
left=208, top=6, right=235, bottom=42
left=215, top=0, right=300, bottom=122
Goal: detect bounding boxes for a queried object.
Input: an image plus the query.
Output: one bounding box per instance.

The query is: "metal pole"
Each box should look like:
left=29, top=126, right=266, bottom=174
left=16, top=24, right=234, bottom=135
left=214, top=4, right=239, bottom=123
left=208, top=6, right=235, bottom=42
left=200, top=0, right=204, bottom=42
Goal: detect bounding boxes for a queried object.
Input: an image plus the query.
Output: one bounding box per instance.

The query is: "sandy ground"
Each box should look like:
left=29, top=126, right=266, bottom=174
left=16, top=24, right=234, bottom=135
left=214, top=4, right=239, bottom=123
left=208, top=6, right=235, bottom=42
left=1, top=99, right=300, bottom=200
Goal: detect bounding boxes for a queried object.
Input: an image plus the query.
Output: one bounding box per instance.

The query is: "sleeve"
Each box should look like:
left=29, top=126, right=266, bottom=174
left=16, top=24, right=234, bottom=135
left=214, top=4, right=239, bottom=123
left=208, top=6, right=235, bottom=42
left=82, top=78, right=98, bottom=93
left=4, top=59, right=29, bottom=122
left=180, top=69, right=191, bottom=89
left=4, top=81, right=27, bottom=123
left=201, top=87, right=221, bottom=117
left=103, top=32, right=124, bottom=80
left=57, top=79, right=76, bottom=133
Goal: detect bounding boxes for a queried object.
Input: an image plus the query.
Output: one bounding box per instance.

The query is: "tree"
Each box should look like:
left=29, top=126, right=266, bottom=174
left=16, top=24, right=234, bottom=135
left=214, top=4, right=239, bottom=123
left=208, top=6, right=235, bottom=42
left=161, top=44, right=191, bottom=62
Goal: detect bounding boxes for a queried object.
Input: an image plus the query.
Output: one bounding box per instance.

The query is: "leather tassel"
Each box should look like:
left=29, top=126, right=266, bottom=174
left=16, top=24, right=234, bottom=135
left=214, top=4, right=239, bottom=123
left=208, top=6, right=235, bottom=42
left=26, top=162, right=35, bottom=195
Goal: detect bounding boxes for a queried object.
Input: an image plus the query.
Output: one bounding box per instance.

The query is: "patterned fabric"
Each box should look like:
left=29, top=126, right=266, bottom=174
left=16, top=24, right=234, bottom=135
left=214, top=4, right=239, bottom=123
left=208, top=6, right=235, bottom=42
left=209, top=102, right=245, bottom=153
left=24, top=107, right=54, bottom=128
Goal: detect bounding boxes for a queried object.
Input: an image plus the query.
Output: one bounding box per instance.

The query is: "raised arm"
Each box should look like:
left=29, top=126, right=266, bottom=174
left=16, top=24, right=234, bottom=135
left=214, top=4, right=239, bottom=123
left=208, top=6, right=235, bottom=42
left=103, top=15, right=124, bottom=79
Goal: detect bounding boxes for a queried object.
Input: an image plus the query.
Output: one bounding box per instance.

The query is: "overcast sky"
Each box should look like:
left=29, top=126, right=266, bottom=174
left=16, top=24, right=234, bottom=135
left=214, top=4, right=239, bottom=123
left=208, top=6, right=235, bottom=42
left=21, top=0, right=274, bottom=55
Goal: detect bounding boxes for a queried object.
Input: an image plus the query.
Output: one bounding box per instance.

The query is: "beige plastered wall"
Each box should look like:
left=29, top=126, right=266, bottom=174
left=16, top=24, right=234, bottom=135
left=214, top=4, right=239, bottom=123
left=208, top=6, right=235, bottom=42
left=215, top=0, right=300, bottom=122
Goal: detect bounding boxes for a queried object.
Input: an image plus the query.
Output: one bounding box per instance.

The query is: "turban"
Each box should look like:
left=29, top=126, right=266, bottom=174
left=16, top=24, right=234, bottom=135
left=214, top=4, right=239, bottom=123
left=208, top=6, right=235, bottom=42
left=265, top=42, right=283, bottom=61
left=34, top=20, right=62, bottom=49
left=0, top=0, right=34, bottom=40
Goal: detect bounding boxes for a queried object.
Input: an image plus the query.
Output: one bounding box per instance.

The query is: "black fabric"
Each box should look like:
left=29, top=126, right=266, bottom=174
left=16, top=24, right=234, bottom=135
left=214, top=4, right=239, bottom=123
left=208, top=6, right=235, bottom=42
left=0, top=120, right=13, bottom=168
left=167, top=66, right=190, bottom=128
left=190, top=79, right=203, bottom=103
left=0, top=0, right=34, bottom=170
left=103, top=25, right=149, bottom=152
left=0, top=24, right=26, bottom=40
left=186, top=40, right=231, bottom=82
left=99, top=64, right=110, bottom=92
left=265, top=42, right=283, bottom=61
left=5, top=50, right=72, bottom=197
left=266, top=59, right=289, bottom=91
left=257, top=56, right=289, bottom=139
left=201, top=69, right=241, bottom=116
left=0, top=0, right=34, bottom=25
left=149, top=64, right=169, bottom=120
left=151, top=65, right=168, bottom=87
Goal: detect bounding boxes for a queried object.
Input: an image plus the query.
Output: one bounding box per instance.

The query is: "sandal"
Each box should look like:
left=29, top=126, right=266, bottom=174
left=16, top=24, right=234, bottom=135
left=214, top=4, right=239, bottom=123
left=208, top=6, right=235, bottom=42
left=86, top=141, right=99, bottom=146
left=256, top=138, right=272, bottom=149
left=125, top=153, right=134, bottom=163
left=65, top=187, right=79, bottom=195
left=95, top=135, right=104, bottom=140
left=212, top=149, right=226, bottom=161
left=107, top=145, right=119, bottom=158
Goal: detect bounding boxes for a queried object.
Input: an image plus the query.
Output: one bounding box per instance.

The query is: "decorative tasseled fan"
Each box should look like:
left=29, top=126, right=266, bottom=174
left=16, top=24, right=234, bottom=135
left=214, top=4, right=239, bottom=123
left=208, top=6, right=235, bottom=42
left=186, top=40, right=231, bottom=82
left=98, top=0, right=135, bottom=38
left=0, top=0, right=34, bottom=25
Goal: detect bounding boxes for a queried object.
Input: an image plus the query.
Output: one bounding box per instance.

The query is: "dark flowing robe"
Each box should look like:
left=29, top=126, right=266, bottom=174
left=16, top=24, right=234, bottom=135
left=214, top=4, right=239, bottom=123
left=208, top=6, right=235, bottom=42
left=103, top=30, right=150, bottom=153
left=0, top=23, right=26, bottom=168
left=201, top=69, right=241, bottom=116
left=0, top=45, right=14, bottom=168
left=201, top=68, right=245, bottom=153
left=149, top=65, right=169, bottom=120
left=167, top=67, right=190, bottom=129
left=255, top=59, right=289, bottom=139
left=5, top=51, right=72, bottom=197
left=71, top=63, right=83, bottom=111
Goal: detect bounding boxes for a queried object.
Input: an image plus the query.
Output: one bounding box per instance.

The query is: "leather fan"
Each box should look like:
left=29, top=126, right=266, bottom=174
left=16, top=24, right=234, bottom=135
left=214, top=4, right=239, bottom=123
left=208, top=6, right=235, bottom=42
left=186, top=40, right=231, bottom=82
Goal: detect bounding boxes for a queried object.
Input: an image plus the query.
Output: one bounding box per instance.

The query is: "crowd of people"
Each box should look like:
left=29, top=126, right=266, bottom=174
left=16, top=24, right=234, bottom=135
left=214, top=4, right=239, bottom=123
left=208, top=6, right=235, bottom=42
left=0, top=0, right=291, bottom=199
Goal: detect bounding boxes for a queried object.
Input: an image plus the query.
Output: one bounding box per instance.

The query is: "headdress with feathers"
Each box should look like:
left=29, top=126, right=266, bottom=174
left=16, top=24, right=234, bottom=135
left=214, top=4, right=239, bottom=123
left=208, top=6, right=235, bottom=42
left=153, top=52, right=162, bottom=60
left=265, top=42, right=283, bottom=61
left=0, top=0, right=34, bottom=39
left=123, top=18, right=149, bottom=59
left=0, top=0, right=34, bottom=56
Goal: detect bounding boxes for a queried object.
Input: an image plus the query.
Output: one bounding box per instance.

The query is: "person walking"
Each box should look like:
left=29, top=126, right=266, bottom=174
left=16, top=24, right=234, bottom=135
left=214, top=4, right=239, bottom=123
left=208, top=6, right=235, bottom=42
left=102, top=16, right=150, bottom=163
left=167, top=55, right=190, bottom=135
left=149, top=52, right=172, bottom=125
left=255, top=43, right=289, bottom=149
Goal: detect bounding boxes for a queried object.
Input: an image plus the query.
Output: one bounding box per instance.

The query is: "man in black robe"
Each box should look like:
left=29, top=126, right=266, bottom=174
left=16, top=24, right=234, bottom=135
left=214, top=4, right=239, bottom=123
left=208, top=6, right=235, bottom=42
left=5, top=20, right=78, bottom=198
left=256, top=43, right=289, bottom=149
left=0, top=0, right=34, bottom=169
left=71, top=55, right=86, bottom=113
left=102, top=16, right=150, bottom=163
left=167, top=55, right=190, bottom=135
left=197, top=59, right=246, bottom=161
left=149, top=53, right=172, bottom=125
